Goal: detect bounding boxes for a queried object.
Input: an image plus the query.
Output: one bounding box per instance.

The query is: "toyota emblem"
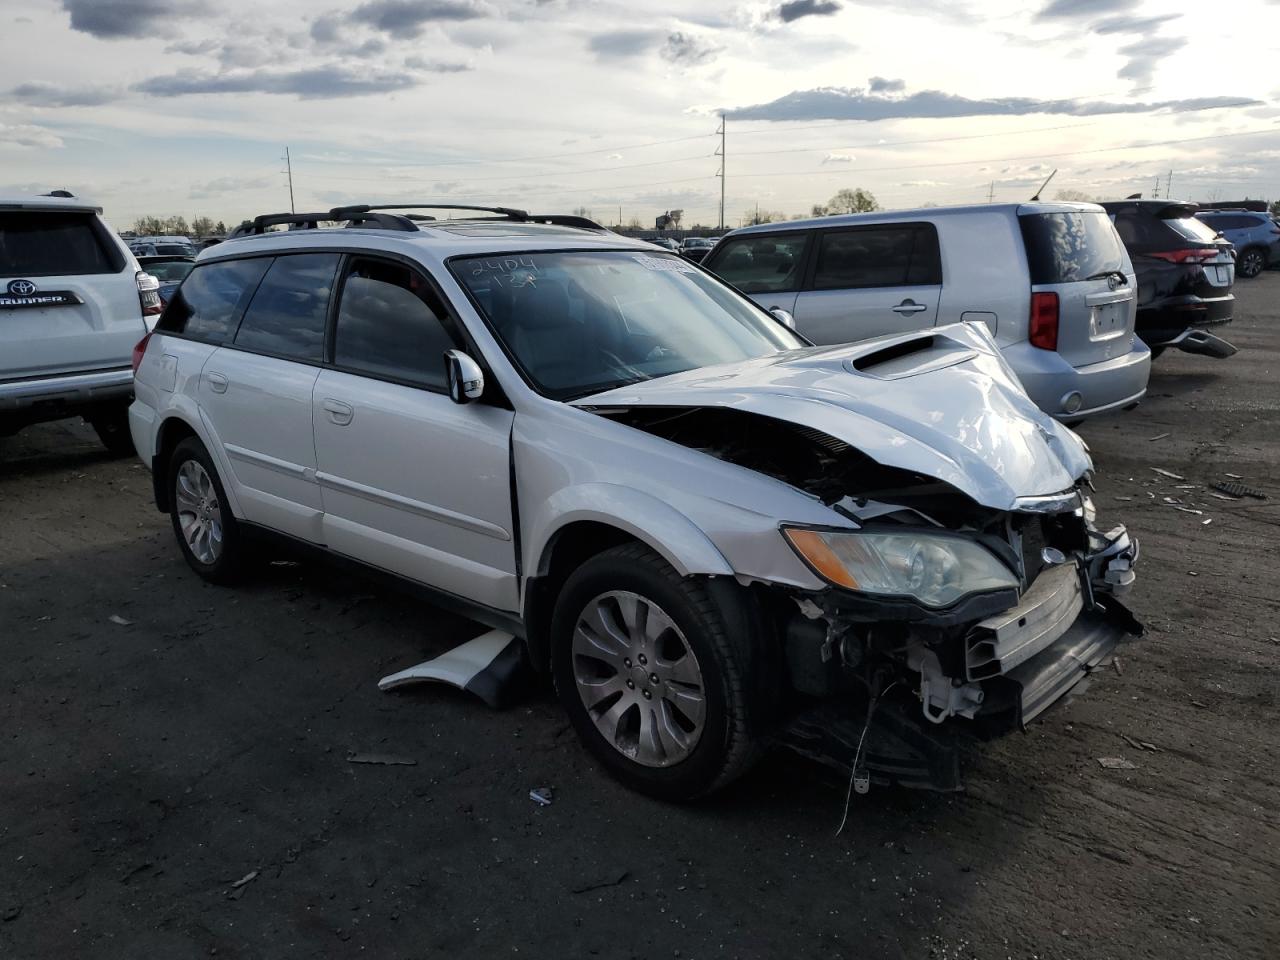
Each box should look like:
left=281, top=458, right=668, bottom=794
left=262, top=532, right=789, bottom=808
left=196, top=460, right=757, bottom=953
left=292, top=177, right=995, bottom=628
left=7, top=279, right=37, bottom=296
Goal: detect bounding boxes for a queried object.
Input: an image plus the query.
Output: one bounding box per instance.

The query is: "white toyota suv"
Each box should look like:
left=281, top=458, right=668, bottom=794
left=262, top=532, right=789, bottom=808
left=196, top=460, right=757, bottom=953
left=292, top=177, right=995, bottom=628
left=1, top=192, right=161, bottom=453
left=129, top=204, right=1142, bottom=800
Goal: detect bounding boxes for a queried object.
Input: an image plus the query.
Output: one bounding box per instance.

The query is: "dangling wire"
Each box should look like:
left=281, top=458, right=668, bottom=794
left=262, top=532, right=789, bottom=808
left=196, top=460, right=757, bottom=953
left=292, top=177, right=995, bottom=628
left=836, top=680, right=898, bottom=836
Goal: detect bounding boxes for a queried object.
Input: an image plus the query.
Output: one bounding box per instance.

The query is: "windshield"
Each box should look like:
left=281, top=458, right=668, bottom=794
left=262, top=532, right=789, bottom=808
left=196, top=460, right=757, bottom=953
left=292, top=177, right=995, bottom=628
left=451, top=250, right=805, bottom=400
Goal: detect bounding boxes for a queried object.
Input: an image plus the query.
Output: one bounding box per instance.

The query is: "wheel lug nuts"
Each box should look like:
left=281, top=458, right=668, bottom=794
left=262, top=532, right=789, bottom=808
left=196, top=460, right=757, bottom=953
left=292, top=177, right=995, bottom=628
left=638, top=654, right=647, bottom=665
left=650, top=673, right=659, bottom=684
left=623, top=658, right=631, bottom=668
left=626, top=679, right=635, bottom=689
left=642, top=689, right=651, bottom=699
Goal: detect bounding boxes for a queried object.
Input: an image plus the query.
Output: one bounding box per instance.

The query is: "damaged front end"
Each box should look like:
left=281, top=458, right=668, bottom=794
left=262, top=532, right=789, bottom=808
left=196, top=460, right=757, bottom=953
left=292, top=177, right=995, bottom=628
left=578, top=326, right=1143, bottom=791
left=777, top=497, right=1141, bottom=792
left=591, top=405, right=1142, bottom=792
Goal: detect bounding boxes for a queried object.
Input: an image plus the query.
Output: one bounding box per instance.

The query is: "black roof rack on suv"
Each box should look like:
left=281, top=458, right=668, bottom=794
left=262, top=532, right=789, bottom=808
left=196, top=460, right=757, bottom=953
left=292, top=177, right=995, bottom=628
left=227, top=210, right=422, bottom=238
left=226, top=204, right=608, bottom=240
left=331, top=203, right=605, bottom=230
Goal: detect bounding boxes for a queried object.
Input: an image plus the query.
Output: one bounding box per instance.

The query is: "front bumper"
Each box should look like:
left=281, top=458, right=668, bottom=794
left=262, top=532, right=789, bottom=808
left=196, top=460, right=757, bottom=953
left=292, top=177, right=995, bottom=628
left=777, top=525, right=1142, bottom=791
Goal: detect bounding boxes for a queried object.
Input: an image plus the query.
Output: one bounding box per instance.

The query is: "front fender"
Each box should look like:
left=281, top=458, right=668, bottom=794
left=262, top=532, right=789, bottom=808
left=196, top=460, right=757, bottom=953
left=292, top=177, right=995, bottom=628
left=526, top=482, right=735, bottom=579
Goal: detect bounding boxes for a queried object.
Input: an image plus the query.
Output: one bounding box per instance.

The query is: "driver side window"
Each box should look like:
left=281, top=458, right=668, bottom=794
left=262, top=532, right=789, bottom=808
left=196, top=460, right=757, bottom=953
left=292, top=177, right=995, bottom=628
left=333, top=258, right=459, bottom=390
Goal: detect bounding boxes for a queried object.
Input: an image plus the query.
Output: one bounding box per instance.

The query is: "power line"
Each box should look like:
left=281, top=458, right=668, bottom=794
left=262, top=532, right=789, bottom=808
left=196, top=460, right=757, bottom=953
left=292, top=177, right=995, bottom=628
left=306, top=151, right=715, bottom=185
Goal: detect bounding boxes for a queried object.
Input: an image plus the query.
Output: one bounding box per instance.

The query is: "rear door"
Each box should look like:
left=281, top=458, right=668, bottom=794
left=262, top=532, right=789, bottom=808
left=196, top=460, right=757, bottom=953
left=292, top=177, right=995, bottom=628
left=196, top=253, right=339, bottom=543
left=701, top=231, right=810, bottom=315
left=0, top=207, right=144, bottom=379
left=312, top=255, right=518, bottom=611
left=791, top=223, right=941, bottom=343
left=1019, top=209, right=1135, bottom=368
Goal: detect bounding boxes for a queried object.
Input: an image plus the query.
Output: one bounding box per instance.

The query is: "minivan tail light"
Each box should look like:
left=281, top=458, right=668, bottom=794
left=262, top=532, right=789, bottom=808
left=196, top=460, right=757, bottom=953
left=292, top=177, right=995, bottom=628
left=1029, top=292, right=1059, bottom=351
left=136, top=270, right=163, bottom=316
left=1150, top=249, right=1220, bottom=264
left=132, top=331, right=153, bottom=375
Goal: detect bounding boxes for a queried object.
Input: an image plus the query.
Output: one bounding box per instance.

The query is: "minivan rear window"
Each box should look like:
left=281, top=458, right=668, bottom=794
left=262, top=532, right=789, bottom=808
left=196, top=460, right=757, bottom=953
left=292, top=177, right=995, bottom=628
left=0, top=211, right=122, bottom=277
left=1019, top=211, right=1125, bottom=284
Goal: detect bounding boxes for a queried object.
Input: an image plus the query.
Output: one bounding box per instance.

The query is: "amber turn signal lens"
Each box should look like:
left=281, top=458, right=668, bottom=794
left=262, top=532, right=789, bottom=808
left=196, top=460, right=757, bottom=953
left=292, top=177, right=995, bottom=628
left=783, top=529, right=859, bottom=589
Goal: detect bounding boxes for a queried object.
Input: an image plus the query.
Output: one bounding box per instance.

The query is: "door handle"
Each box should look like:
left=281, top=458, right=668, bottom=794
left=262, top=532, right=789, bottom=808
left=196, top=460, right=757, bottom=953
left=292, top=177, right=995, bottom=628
left=892, top=299, right=928, bottom=316
left=321, top=398, right=354, bottom=426
left=206, top=371, right=228, bottom=394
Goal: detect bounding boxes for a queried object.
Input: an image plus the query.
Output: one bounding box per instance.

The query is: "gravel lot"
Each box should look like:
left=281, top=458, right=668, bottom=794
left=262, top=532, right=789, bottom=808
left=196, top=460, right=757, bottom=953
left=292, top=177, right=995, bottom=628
left=2, top=275, right=1277, bottom=960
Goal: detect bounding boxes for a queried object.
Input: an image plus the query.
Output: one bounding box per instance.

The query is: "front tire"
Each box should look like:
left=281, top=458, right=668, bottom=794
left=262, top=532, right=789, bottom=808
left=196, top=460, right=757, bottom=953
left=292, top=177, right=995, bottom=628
left=1238, top=247, right=1267, bottom=279
left=550, top=543, right=764, bottom=800
left=168, top=437, right=247, bottom=584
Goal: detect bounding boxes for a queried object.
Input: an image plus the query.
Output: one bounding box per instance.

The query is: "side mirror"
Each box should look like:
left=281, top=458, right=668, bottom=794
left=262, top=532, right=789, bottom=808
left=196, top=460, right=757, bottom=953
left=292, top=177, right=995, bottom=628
left=444, top=349, right=485, bottom=404
left=769, top=307, right=797, bottom=330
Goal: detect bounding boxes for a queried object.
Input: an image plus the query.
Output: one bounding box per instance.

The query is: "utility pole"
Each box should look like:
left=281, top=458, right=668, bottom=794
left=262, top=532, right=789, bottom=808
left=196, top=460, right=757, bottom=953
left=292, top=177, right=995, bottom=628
left=1166, top=169, right=1174, bottom=200
left=1153, top=176, right=1161, bottom=200
left=715, top=114, right=726, bottom=231
left=282, top=146, right=295, bottom=214
left=986, top=181, right=995, bottom=203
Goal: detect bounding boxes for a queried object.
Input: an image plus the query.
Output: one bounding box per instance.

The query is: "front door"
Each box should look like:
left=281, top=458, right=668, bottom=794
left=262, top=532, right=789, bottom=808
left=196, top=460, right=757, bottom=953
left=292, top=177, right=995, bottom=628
left=312, top=256, right=518, bottom=612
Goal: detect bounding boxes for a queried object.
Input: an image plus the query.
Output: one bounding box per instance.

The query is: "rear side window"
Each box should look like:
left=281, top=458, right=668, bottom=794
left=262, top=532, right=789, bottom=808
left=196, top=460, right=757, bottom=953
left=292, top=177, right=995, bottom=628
left=703, top=232, right=810, bottom=293
left=1019, top=211, right=1125, bottom=284
left=333, top=257, right=458, bottom=388
left=233, top=253, right=339, bottom=362
left=158, top=258, right=270, bottom=342
left=0, top=211, right=122, bottom=277
left=812, top=224, right=940, bottom=290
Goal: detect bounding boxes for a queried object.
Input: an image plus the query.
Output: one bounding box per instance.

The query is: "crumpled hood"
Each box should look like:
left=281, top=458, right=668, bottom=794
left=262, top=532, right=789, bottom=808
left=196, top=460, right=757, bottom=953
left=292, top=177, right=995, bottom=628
left=573, top=322, right=1092, bottom=512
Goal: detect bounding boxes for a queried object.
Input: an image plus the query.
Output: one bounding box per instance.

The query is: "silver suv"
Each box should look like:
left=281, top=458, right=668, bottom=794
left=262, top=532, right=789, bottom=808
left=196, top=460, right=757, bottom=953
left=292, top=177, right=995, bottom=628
left=129, top=203, right=1141, bottom=800
left=704, top=202, right=1151, bottom=422
left=1, top=193, right=161, bottom=453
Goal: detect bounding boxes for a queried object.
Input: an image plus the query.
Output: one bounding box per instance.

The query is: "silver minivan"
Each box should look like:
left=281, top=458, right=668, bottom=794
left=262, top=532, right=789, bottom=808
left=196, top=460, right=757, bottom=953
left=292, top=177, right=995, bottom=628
left=703, top=202, right=1151, bottom=421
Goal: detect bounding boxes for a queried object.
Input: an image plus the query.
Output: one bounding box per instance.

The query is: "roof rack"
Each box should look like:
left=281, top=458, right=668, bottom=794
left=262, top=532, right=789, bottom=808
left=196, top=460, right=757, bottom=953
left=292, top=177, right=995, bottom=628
left=331, top=202, right=530, bottom=220
left=227, top=210, right=421, bottom=238
left=329, top=203, right=606, bottom=230
left=226, top=204, right=609, bottom=240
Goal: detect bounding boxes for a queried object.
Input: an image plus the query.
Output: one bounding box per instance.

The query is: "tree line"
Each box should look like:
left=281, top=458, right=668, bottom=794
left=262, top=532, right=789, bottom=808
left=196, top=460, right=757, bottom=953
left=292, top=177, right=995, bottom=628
left=130, top=215, right=228, bottom=237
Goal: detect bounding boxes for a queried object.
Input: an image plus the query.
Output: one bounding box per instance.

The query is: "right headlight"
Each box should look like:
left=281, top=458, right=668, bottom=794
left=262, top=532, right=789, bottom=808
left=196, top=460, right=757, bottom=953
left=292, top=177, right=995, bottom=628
left=782, top=527, right=1019, bottom=608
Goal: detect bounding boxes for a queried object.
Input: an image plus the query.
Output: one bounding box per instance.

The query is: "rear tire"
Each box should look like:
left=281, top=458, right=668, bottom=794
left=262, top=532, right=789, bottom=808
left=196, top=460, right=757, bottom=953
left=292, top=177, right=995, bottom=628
left=88, top=406, right=135, bottom=457
left=550, top=542, right=764, bottom=801
left=1238, top=247, right=1267, bottom=279
left=168, top=437, right=247, bottom=584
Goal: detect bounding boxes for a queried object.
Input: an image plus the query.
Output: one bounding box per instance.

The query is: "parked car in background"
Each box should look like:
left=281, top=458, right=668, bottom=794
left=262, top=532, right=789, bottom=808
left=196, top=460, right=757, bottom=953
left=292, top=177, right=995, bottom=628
left=136, top=254, right=194, bottom=308
left=129, top=202, right=1140, bottom=800
left=1194, top=209, right=1280, bottom=279
left=679, top=237, right=716, bottom=263
left=130, top=236, right=197, bottom=258
left=1, top=192, right=161, bottom=453
left=644, top=236, right=680, bottom=251
left=1100, top=200, right=1237, bottom=359
left=703, top=202, right=1150, bottom=422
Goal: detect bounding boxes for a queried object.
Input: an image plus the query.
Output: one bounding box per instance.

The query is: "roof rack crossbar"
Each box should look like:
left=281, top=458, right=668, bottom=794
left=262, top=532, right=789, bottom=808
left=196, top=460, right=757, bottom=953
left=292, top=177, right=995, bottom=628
left=228, top=210, right=420, bottom=239
left=330, top=202, right=530, bottom=221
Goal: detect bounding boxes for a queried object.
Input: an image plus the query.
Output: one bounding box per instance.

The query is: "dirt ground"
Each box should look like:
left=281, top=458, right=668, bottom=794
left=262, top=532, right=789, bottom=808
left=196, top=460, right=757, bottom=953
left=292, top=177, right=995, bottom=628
left=2, top=276, right=1277, bottom=960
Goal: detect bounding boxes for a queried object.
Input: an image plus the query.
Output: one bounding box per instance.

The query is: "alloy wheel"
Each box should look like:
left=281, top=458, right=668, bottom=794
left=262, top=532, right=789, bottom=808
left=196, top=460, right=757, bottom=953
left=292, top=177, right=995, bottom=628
left=571, top=590, right=707, bottom=767
left=1240, top=250, right=1265, bottom=278
left=174, top=459, right=223, bottom=565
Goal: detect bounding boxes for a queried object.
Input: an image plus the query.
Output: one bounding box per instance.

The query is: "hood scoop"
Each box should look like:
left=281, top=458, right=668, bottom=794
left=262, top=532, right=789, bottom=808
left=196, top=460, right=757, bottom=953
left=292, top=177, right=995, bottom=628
left=846, top=335, right=978, bottom=380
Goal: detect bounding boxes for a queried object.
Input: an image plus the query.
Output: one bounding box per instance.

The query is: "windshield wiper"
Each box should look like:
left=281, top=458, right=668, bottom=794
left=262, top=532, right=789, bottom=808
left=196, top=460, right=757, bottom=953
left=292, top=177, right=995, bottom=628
left=1084, top=269, right=1127, bottom=283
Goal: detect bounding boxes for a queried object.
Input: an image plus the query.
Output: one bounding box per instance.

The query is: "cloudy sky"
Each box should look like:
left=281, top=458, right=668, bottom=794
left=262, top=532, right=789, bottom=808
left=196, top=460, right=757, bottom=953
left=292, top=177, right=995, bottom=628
left=2, top=0, right=1278, bottom=230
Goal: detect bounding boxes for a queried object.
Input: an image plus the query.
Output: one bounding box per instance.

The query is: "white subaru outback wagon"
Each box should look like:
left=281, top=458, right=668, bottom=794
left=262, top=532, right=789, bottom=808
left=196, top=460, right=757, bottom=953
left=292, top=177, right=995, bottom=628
left=130, top=204, right=1141, bottom=800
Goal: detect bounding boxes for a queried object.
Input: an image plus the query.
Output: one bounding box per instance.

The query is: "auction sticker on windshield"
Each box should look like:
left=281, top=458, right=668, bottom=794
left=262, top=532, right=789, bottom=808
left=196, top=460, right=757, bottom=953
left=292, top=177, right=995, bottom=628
left=631, top=255, right=696, bottom=273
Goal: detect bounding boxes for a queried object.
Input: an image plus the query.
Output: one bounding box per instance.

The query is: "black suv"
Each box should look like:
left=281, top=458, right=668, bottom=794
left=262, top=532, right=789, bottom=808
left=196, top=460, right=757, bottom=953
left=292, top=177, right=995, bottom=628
left=1100, top=200, right=1236, bottom=360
